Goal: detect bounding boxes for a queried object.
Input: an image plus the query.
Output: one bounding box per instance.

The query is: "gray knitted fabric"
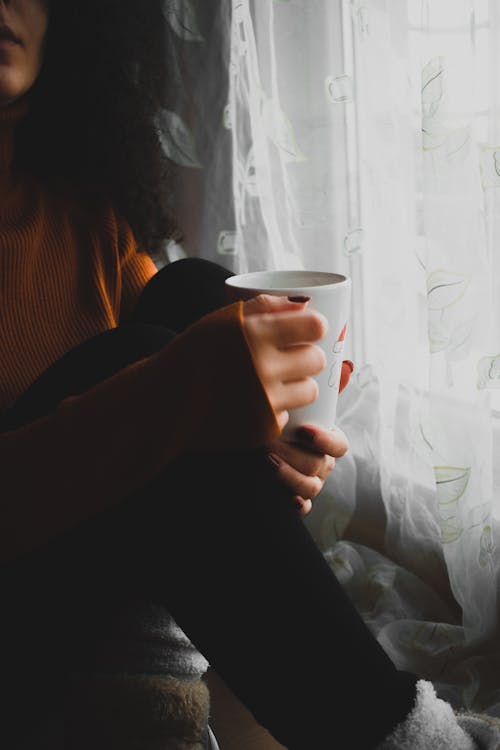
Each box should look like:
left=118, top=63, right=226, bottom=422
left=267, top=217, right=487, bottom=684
left=88, top=599, right=209, bottom=680
left=27, top=600, right=210, bottom=747
left=457, top=713, right=500, bottom=750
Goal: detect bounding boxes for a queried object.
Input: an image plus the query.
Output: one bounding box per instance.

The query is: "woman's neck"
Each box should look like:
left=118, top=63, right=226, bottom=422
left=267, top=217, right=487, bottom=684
left=0, top=97, right=29, bottom=188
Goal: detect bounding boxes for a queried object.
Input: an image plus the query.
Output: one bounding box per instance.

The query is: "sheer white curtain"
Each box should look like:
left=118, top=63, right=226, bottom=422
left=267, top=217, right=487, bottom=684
left=164, top=0, right=500, bottom=714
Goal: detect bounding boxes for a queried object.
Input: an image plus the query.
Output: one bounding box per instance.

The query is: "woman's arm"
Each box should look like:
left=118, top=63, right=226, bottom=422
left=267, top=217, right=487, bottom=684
left=0, top=302, right=279, bottom=563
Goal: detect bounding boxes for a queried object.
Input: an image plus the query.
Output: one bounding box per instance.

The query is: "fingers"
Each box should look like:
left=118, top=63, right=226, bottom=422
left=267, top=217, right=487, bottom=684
left=275, top=409, right=290, bottom=432
left=243, top=294, right=328, bottom=348
left=269, top=437, right=336, bottom=481
left=292, top=424, right=349, bottom=458
left=282, top=344, right=326, bottom=379
left=242, top=294, right=354, bottom=429
left=294, top=497, right=313, bottom=517
left=243, top=293, right=312, bottom=317
left=270, top=377, right=319, bottom=415
left=267, top=451, right=324, bottom=501
left=274, top=310, right=328, bottom=348
left=266, top=424, right=350, bottom=516
left=258, top=344, right=326, bottom=387
left=252, top=309, right=329, bottom=349
left=244, top=309, right=328, bottom=419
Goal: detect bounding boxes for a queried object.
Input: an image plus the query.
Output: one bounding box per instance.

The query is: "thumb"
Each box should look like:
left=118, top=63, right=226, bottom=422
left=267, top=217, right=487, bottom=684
left=243, top=293, right=311, bottom=317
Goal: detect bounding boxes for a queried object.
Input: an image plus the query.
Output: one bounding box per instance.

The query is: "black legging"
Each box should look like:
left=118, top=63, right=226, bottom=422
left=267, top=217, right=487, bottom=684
left=0, top=258, right=417, bottom=749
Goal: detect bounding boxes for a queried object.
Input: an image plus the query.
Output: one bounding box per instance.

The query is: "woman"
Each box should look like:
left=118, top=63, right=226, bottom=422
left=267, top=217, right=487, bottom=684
left=0, top=1, right=498, bottom=748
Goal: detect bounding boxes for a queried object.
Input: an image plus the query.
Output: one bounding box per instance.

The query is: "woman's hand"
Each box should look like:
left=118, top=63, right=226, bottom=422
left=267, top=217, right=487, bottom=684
left=266, top=424, right=349, bottom=516
left=243, top=293, right=328, bottom=432
left=243, top=293, right=353, bottom=516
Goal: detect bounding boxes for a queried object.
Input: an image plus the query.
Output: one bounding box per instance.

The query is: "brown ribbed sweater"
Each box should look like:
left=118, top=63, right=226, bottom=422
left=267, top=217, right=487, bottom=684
left=0, top=99, right=280, bottom=563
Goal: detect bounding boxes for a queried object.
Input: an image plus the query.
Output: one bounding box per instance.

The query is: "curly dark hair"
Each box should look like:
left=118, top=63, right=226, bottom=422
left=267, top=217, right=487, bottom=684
left=15, top=0, right=183, bottom=256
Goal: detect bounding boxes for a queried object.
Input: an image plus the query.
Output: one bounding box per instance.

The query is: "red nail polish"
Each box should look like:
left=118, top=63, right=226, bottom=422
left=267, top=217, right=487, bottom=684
left=287, top=295, right=311, bottom=303
left=295, top=426, right=316, bottom=443
left=267, top=453, right=281, bottom=470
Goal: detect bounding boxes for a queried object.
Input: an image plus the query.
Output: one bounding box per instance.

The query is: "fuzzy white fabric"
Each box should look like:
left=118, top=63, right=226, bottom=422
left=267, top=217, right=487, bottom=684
left=457, top=713, right=500, bottom=749
left=376, top=680, right=476, bottom=750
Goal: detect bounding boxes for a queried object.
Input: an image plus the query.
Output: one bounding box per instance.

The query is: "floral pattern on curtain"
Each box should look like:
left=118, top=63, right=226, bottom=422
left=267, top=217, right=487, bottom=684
left=162, top=0, right=500, bottom=714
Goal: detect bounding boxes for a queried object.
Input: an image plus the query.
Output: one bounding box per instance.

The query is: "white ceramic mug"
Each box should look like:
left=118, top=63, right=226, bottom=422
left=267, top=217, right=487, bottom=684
left=225, top=270, right=351, bottom=436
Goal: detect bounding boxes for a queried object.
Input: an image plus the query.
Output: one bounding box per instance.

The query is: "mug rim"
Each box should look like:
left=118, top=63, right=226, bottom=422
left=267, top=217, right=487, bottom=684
left=225, top=269, right=350, bottom=291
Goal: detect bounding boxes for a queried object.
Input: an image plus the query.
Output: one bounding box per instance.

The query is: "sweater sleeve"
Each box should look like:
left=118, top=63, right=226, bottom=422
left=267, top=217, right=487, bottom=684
left=0, top=302, right=280, bottom=563
left=120, top=250, right=158, bottom=320
left=116, top=218, right=158, bottom=320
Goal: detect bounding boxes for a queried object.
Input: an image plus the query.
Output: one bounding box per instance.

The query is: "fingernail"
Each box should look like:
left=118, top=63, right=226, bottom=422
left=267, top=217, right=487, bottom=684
left=287, top=295, right=311, bottom=303
left=267, top=453, right=281, bottom=470
left=295, top=426, right=316, bottom=443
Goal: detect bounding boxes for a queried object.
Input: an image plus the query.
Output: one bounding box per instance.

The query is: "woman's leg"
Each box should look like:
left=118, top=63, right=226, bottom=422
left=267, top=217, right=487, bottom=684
left=1, top=432, right=417, bottom=750
left=131, top=256, right=234, bottom=332
left=0, top=258, right=418, bottom=749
